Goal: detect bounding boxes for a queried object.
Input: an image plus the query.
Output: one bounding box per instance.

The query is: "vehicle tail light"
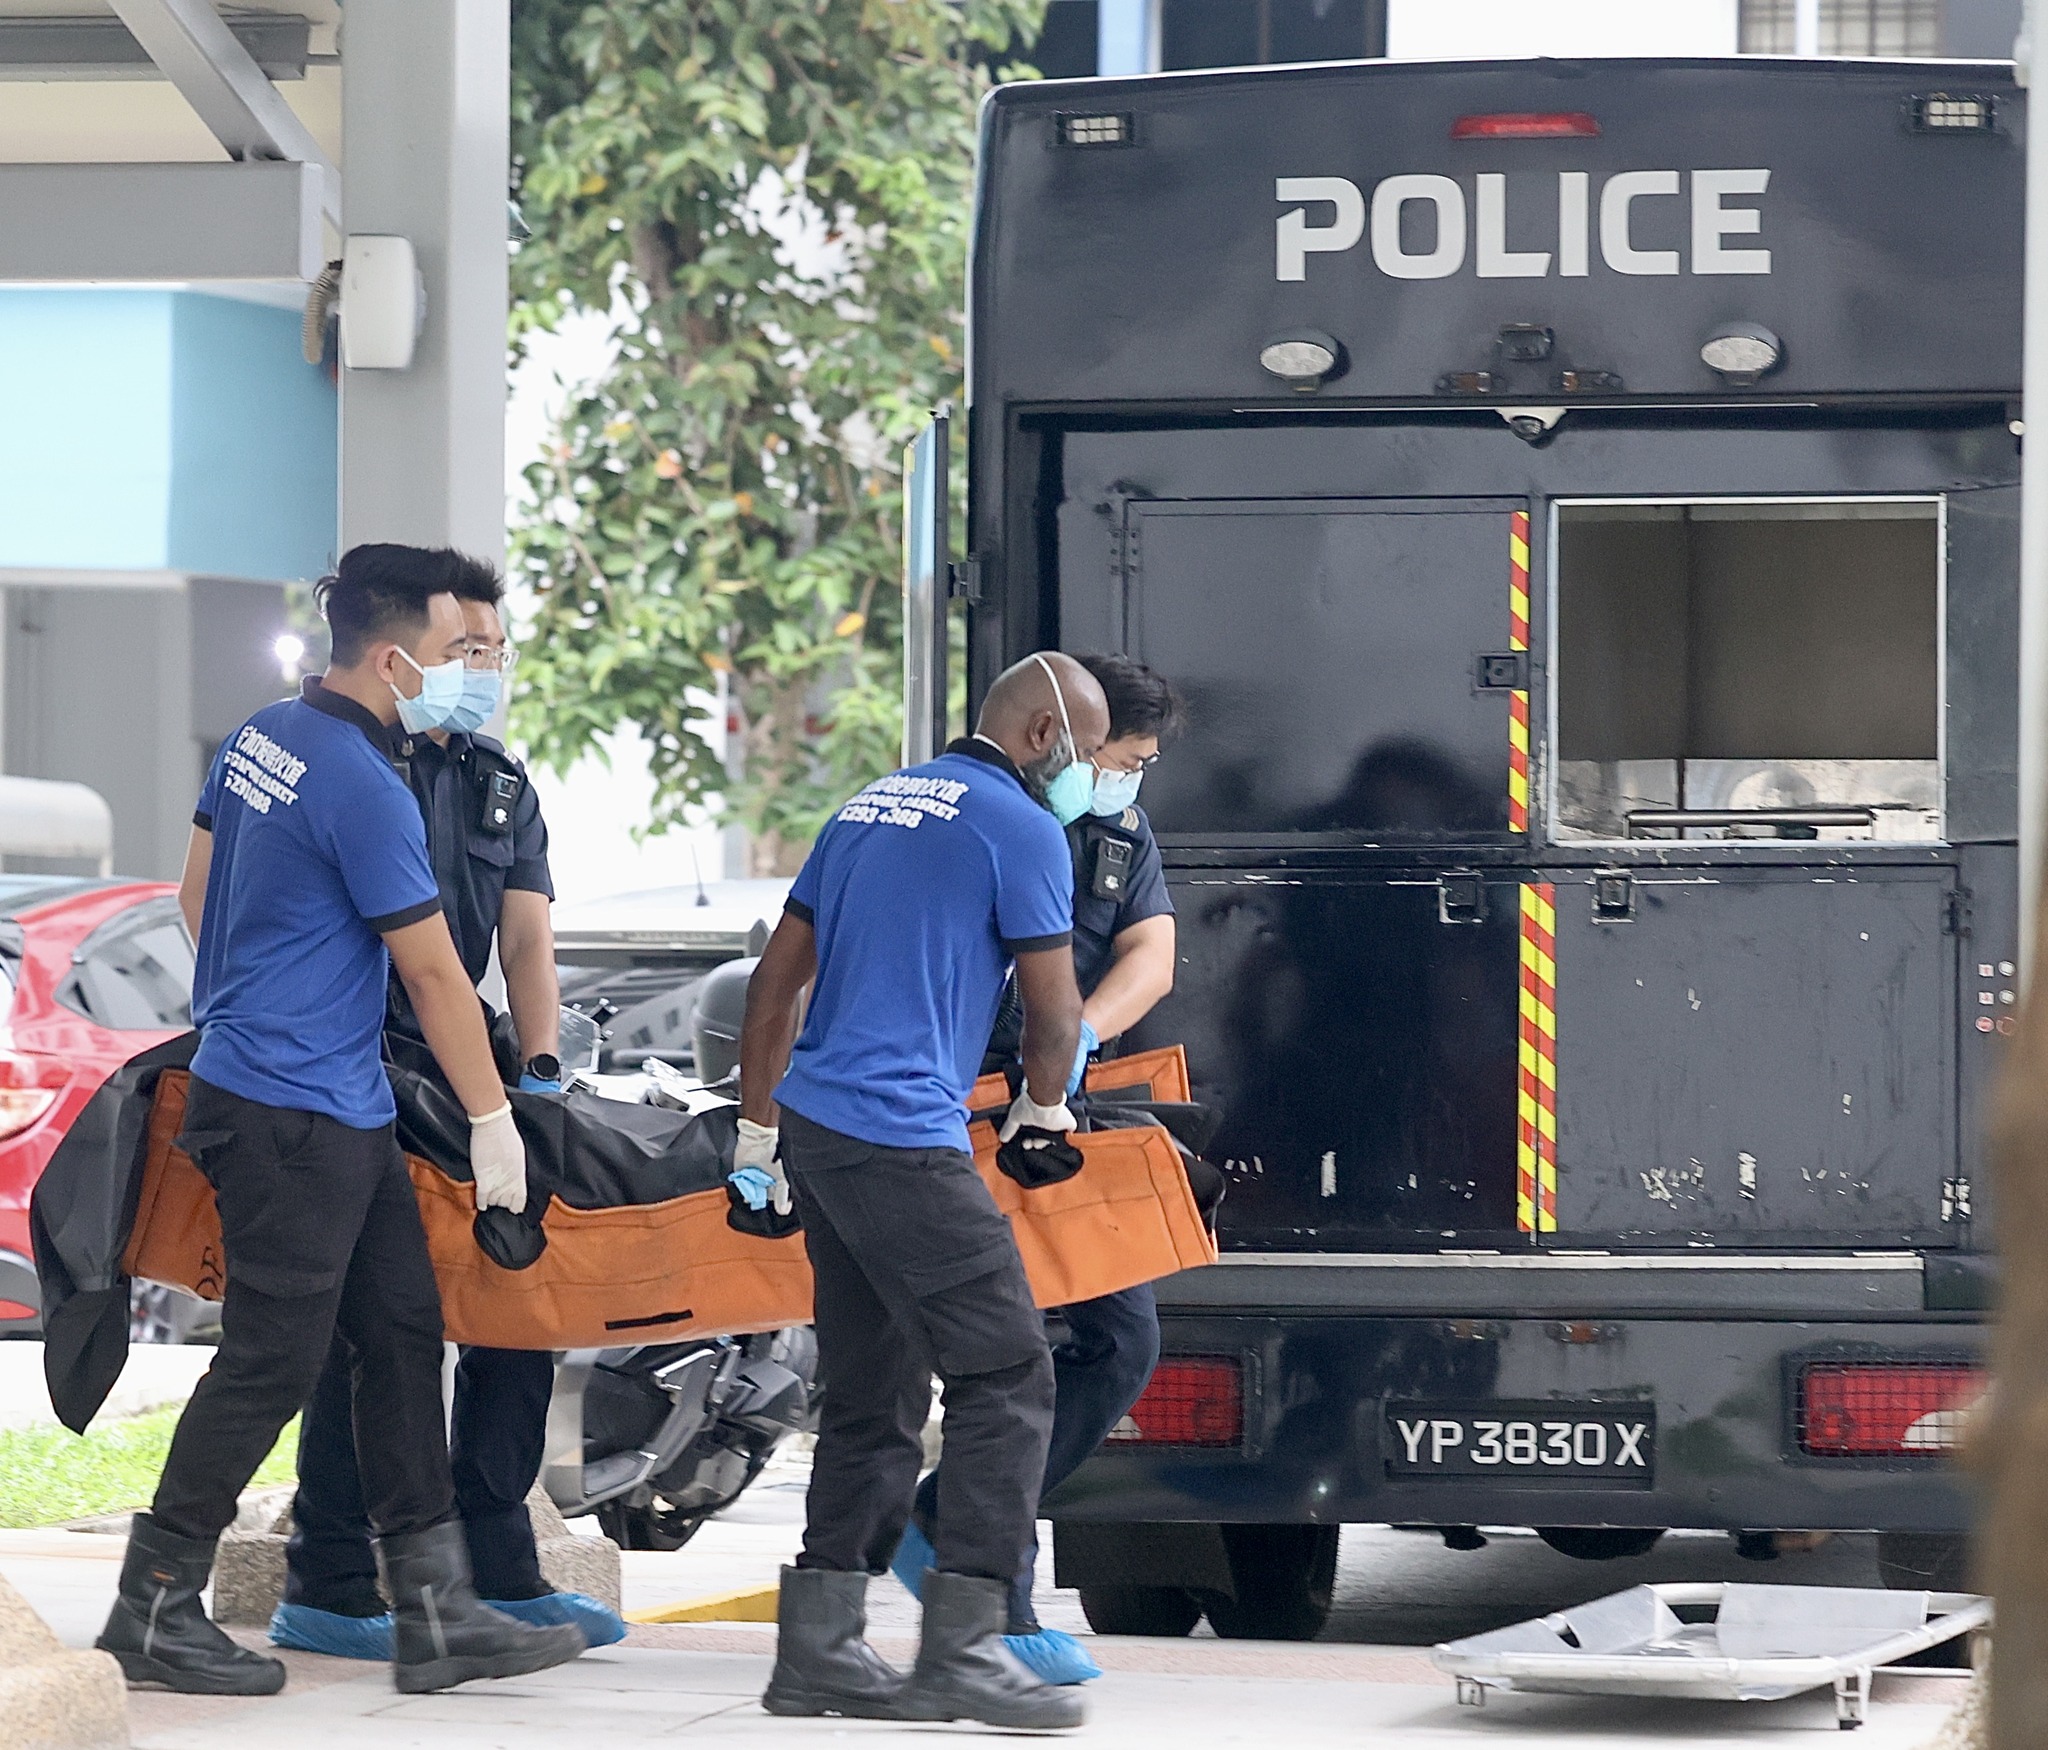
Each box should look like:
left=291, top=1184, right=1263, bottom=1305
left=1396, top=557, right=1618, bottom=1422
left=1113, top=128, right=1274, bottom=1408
left=1797, top=1362, right=1987, bottom=1457
left=0, top=1053, right=64, bottom=1141
left=1107, top=1355, right=1243, bottom=1448
left=0, top=1300, right=32, bottom=1321
left=1450, top=112, right=1600, bottom=140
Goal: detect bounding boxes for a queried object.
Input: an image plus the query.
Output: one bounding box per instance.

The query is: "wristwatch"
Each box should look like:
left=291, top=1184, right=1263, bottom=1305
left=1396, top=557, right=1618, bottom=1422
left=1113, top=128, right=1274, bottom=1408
left=524, top=1053, right=562, bottom=1083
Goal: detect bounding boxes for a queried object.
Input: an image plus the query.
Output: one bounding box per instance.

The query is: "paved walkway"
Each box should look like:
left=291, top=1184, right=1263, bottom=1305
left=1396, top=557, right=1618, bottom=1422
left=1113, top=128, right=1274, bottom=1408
left=0, top=1355, right=1975, bottom=1745
left=0, top=1492, right=1972, bottom=1747
left=97, top=1645, right=1972, bottom=1749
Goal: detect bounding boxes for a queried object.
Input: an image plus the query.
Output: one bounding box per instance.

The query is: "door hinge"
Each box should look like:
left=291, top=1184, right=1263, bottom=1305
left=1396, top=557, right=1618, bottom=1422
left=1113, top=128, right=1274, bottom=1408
left=947, top=558, right=983, bottom=604
left=1944, top=889, right=1973, bottom=937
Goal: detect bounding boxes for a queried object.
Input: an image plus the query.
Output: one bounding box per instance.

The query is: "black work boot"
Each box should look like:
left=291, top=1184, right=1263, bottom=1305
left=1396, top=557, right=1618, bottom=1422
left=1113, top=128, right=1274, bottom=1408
left=96, top=1513, right=286, bottom=1695
left=762, top=1565, right=905, bottom=1718
left=896, top=1570, right=1087, bottom=1729
left=381, top=1520, right=586, bottom=1694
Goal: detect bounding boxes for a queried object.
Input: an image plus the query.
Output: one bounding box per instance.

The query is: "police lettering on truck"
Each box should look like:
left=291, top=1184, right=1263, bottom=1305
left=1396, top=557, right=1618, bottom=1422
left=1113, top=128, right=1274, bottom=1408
left=1276, top=169, right=1771, bottom=281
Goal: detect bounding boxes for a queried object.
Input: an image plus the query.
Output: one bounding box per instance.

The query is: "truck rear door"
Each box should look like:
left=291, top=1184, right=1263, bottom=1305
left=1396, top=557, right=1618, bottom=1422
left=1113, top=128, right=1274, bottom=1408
left=1547, top=860, right=1956, bottom=1244
left=1125, top=497, right=1521, bottom=840
left=1113, top=493, right=1531, bottom=1243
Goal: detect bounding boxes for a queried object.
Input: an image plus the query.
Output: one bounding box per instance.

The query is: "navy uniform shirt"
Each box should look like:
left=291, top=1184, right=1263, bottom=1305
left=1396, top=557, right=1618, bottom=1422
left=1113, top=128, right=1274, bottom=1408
left=776, top=737, right=1073, bottom=1153
left=986, top=802, right=1174, bottom=1062
left=395, top=731, right=553, bottom=984
left=1068, top=803, right=1172, bottom=994
left=191, top=679, right=442, bottom=1127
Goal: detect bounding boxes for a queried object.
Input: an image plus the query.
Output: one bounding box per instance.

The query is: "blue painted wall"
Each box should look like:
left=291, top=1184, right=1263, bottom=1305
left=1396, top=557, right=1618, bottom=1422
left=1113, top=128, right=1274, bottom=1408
left=0, top=290, right=174, bottom=571
left=0, top=289, right=335, bottom=580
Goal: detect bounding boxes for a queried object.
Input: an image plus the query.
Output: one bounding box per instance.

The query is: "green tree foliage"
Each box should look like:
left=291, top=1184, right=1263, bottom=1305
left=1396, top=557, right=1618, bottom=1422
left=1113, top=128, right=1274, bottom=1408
left=508, top=0, right=1042, bottom=873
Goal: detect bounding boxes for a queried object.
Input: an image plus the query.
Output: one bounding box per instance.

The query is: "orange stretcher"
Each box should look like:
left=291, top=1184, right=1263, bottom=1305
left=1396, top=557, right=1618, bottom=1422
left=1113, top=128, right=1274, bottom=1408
left=122, top=1048, right=1216, bottom=1350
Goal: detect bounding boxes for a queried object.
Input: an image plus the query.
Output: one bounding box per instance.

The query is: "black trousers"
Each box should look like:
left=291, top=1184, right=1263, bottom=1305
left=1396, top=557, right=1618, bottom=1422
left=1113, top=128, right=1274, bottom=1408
left=782, top=1108, right=1054, bottom=1585
left=915, top=1282, right=1162, bottom=1630
left=286, top=1343, right=555, bottom=1612
left=151, top=1077, right=454, bottom=1546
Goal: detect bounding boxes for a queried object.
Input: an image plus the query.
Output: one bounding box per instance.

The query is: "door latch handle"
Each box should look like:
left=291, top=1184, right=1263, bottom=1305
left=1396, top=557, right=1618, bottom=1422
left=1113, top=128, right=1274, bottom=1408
left=1438, top=873, right=1486, bottom=925
left=1476, top=652, right=1530, bottom=691
left=1592, top=869, right=1634, bottom=922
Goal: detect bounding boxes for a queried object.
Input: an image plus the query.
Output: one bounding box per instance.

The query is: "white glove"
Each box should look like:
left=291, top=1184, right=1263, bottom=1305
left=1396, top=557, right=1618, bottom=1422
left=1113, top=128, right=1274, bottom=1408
left=469, top=1104, right=528, bottom=1214
left=999, top=1088, right=1077, bottom=1144
left=731, top=1117, right=792, bottom=1216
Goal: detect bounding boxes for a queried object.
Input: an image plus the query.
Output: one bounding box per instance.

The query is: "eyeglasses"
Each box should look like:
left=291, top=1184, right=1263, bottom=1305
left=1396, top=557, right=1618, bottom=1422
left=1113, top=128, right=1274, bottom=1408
left=1096, top=750, right=1162, bottom=776
left=464, top=644, right=520, bottom=673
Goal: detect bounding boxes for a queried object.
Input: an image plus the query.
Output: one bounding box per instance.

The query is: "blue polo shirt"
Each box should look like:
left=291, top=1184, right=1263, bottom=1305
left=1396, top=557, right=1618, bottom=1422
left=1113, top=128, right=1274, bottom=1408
left=776, top=738, right=1074, bottom=1152
left=190, top=680, right=443, bottom=1127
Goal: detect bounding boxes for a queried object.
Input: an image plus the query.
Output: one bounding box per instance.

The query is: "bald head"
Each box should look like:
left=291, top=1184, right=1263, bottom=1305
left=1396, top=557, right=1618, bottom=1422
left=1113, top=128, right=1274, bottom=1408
left=977, top=651, right=1110, bottom=784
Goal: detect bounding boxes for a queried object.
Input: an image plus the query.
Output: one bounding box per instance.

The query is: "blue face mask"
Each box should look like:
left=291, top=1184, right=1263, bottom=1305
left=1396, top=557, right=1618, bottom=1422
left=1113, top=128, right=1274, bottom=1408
left=1043, top=743, right=1095, bottom=826
left=391, top=647, right=467, bottom=734
left=1032, top=654, right=1096, bottom=826
left=1089, top=766, right=1143, bottom=817
left=441, top=667, right=502, bottom=735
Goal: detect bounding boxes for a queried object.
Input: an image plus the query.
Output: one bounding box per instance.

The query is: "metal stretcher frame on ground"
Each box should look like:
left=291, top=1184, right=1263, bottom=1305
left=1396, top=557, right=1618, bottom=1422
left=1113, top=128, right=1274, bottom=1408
left=1432, top=1581, right=1989, bottom=1730
left=120, top=1047, right=1215, bottom=1350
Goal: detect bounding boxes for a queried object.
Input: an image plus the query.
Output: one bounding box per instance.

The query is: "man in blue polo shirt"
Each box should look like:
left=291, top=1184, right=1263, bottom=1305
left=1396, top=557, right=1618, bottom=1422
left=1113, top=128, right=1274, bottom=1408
left=737, top=652, right=1108, bottom=1733
left=94, top=545, right=584, bottom=1700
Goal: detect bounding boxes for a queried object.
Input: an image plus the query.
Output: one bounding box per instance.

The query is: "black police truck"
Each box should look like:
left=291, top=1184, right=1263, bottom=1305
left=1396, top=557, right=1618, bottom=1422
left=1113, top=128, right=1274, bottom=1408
left=906, top=53, right=2021, bottom=1639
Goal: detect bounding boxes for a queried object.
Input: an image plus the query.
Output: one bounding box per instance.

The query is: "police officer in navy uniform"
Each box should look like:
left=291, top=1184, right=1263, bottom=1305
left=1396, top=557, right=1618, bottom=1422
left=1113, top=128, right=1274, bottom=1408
left=271, top=560, right=628, bottom=1659
left=95, top=544, right=585, bottom=1698
left=737, top=653, right=1110, bottom=1731
left=895, top=653, right=1182, bottom=1685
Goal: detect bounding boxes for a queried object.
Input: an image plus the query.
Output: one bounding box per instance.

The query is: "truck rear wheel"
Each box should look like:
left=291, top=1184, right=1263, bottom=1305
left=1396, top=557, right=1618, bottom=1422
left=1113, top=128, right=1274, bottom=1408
left=1075, top=1584, right=1204, bottom=1637
left=1536, top=1527, right=1665, bottom=1561
left=1198, top=1524, right=1340, bottom=1641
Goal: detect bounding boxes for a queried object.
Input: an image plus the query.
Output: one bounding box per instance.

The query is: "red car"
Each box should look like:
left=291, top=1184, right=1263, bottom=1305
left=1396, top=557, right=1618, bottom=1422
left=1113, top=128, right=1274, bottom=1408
left=0, top=879, right=193, bottom=1335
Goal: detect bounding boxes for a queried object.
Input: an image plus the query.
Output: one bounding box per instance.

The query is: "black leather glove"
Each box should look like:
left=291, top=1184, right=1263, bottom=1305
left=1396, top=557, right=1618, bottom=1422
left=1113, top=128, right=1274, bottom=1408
left=996, top=1126, right=1086, bottom=1190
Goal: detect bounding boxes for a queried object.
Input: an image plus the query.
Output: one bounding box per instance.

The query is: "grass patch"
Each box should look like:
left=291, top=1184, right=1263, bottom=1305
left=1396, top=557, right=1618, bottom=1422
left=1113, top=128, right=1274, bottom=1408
left=0, top=1404, right=298, bottom=1529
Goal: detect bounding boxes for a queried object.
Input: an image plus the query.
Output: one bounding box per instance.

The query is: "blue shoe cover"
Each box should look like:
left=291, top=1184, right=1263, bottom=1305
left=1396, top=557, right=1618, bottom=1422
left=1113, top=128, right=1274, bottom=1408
left=268, top=1601, right=393, bottom=1660
left=889, top=1520, right=937, bottom=1603
left=1003, top=1627, right=1102, bottom=1686
left=484, top=1592, right=628, bottom=1649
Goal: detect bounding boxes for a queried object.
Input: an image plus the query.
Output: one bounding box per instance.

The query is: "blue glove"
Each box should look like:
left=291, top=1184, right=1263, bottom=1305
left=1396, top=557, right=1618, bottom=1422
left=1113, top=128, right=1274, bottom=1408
left=728, top=1165, right=779, bottom=1212
left=517, top=1073, right=563, bottom=1094
left=1065, top=1020, right=1099, bottom=1098
left=728, top=1119, right=791, bottom=1215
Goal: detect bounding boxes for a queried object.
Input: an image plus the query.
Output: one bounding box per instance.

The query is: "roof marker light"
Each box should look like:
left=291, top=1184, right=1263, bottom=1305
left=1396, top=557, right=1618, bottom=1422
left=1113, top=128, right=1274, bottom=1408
left=1054, top=112, right=1134, bottom=148
left=1910, top=93, right=1995, bottom=132
left=1451, top=112, right=1600, bottom=140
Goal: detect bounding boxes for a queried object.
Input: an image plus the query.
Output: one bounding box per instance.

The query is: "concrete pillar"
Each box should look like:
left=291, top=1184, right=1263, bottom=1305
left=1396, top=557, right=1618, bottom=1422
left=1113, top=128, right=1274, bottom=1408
left=338, top=0, right=509, bottom=565
left=1098, top=0, right=1158, bottom=75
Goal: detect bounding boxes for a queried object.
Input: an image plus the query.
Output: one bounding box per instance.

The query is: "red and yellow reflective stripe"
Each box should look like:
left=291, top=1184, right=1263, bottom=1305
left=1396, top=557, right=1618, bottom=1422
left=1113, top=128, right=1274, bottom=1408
left=1508, top=508, right=1531, bottom=834
left=1518, top=880, right=1558, bottom=1234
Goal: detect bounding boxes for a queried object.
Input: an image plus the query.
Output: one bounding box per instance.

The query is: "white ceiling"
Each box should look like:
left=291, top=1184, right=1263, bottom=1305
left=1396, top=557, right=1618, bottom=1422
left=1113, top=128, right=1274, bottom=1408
left=0, top=4, right=341, bottom=165
left=1, top=2, right=337, bottom=29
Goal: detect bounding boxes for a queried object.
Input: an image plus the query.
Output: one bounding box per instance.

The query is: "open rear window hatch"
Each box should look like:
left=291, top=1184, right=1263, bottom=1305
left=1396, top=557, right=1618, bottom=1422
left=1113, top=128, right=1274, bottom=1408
left=1552, top=499, right=1942, bottom=845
